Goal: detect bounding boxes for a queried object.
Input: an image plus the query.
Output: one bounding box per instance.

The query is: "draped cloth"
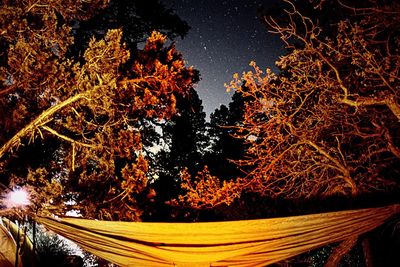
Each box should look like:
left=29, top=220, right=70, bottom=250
left=37, top=205, right=399, bottom=267
left=0, top=221, right=22, bottom=267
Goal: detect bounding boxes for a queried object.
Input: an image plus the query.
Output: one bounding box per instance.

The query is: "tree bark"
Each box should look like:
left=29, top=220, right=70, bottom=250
left=324, top=237, right=357, bottom=267
left=362, top=237, right=374, bottom=267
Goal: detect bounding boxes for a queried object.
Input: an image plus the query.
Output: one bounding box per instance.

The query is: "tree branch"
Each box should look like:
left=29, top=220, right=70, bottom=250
left=40, top=125, right=95, bottom=148
left=0, top=92, right=86, bottom=160
left=305, top=140, right=357, bottom=195
left=340, top=95, right=400, bottom=120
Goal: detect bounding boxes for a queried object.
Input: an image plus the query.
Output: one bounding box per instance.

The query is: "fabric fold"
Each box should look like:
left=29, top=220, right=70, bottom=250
left=37, top=204, right=399, bottom=267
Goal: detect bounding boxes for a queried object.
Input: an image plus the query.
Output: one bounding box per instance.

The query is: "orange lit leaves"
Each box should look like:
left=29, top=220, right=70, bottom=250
left=121, top=156, right=148, bottom=195
left=0, top=0, right=198, bottom=220
left=171, top=167, right=241, bottom=209
left=120, top=31, right=196, bottom=119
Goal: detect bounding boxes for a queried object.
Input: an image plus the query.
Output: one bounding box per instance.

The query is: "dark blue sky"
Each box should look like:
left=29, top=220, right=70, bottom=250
left=160, top=0, right=284, bottom=118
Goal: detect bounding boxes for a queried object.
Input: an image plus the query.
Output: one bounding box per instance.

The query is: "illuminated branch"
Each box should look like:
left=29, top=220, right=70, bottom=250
left=304, top=140, right=357, bottom=195
left=384, top=130, right=400, bottom=159
left=40, top=125, right=95, bottom=148
left=0, top=92, right=86, bottom=160
left=341, top=95, right=400, bottom=120
left=0, top=86, right=18, bottom=97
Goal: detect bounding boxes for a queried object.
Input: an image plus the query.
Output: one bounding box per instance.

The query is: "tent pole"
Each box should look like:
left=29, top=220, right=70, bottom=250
left=15, top=222, right=20, bottom=267
left=32, top=220, right=36, bottom=255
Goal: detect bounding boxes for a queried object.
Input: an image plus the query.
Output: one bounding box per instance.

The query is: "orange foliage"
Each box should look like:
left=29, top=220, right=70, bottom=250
left=175, top=0, right=400, bottom=208
left=0, top=1, right=197, bottom=220
left=170, top=167, right=241, bottom=209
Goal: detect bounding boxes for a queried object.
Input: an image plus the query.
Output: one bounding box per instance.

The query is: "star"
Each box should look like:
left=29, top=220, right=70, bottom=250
left=160, top=0, right=283, bottom=118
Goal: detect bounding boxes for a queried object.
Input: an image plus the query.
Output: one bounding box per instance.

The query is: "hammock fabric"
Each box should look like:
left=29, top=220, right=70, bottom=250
left=38, top=205, right=399, bottom=267
left=0, top=222, right=22, bottom=267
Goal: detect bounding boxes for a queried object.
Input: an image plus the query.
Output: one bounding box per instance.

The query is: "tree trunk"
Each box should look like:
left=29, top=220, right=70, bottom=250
left=362, top=237, right=374, bottom=267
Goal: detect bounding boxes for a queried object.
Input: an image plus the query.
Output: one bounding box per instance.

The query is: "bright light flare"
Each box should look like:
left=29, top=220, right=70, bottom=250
left=5, top=188, right=30, bottom=208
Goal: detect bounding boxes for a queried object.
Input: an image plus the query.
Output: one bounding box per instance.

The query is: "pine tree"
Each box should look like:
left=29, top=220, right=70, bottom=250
left=0, top=0, right=198, bottom=221
left=149, top=88, right=207, bottom=220
left=205, top=91, right=247, bottom=181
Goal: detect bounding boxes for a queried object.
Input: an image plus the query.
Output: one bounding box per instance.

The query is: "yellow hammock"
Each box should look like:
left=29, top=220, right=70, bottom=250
left=37, top=205, right=399, bottom=267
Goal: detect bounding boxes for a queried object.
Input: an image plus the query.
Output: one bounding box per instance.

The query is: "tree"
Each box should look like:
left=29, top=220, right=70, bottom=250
left=34, top=224, right=81, bottom=267
left=148, top=88, right=207, bottom=220
left=161, top=88, right=207, bottom=175
left=205, top=91, right=247, bottom=181
left=71, top=0, right=190, bottom=52
left=175, top=0, right=400, bottom=207
left=0, top=0, right=198, bottom=221
left=69, top=0, right=193, bottom=181
left=65, top=0, right=193, bottom=184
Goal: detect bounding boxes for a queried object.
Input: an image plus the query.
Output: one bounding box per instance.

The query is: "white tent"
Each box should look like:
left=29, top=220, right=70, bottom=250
left=0, top=221, right=22, bottom=267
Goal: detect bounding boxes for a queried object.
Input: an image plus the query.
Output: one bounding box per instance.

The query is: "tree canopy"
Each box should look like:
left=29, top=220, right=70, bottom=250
left=1, top=0, right=399, bottom=223
left=0, top=0, right=198, bottom=221
left=70, top=0, right=190, bottom=52
left=175, top=0, right=400, bottom=208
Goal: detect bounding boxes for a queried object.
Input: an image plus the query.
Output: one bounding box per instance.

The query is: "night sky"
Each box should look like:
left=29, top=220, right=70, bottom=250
left=160, top=0, right=284, bottom=118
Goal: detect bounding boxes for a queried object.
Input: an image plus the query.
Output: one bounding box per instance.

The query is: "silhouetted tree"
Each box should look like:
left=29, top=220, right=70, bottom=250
left=163, top=88, right=207, bottom=175
left=34, top=224, right=82, bottom=267
left=149, top=88, right=206, bottom=219
left=70, top=0, right=190, bottom=53
left=205, top=91, right=247, bottom=181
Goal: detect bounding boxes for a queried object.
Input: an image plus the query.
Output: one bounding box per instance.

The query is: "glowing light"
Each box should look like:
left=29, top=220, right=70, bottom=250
left=6, top=188, right=30, bottom=208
